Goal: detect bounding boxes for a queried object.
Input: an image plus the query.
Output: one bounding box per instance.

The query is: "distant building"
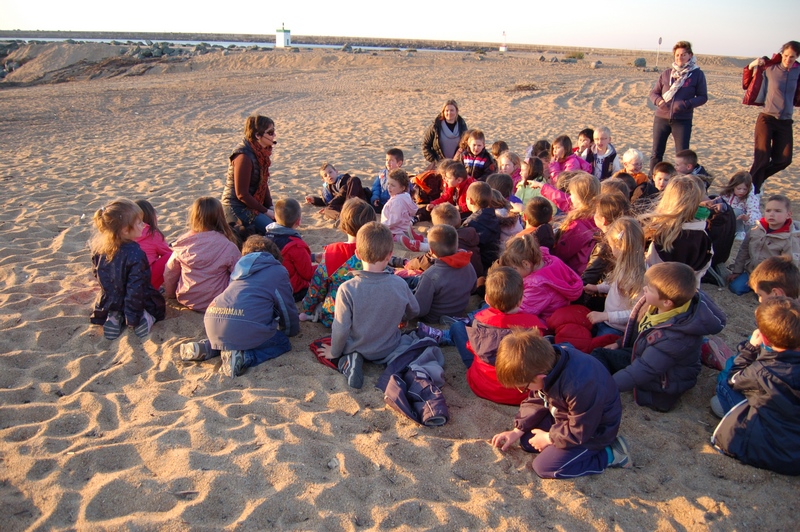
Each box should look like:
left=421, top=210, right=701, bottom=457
left=276, top=24, right=291, bottom=48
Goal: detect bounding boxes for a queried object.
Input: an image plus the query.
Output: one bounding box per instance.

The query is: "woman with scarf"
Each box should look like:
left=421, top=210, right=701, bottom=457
left=743, top=41, right=800, bottom=195
left=648, top=41, right=708, bottom=173
left=221, top=115, right=277, bottom=234
left=422, top=99, right=468, bottom=170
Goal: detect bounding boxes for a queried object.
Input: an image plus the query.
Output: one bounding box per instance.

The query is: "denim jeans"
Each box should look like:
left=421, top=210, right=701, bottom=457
left=593, top=322, right=624, bottom=338
left=716, top=356, right=746, bottom=414
left=225, top=202, right=273, bottom=234
left=650, top=116, right=693, bottom=173
left=242, top=330, right=292, bottom=368
left=729, top=272, right=752, bottom=296
left=449, top=321, right=474, bottom=368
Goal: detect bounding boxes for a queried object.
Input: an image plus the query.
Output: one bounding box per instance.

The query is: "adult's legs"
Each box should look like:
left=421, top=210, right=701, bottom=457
left=243, top=330, right=292, bottom=368
left=762, top=118, right=794, bottom=184
left=750, top=113, right=774, bottom=194
left=649, top=116, right=672, bottom=173
left=670, top=119, right=693, bottom=153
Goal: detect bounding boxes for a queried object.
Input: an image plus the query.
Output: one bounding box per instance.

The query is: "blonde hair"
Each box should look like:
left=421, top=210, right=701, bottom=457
left=605, top=217, right=646, bottom=302
left=560, top=172, right=600, bottom=232
left=188, top=197, right=238, bottom=245
left=499, top=151, right=521, bottom=170
left=497, top=233, right=542, bottom=270
left=640, top=176, right=703, bottom=253
left=91, top=199, right=143, bottom=260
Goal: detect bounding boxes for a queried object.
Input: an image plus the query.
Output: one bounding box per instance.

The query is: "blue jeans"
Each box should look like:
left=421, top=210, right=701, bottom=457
left=716, top=356, right=746, bottom=414
left=449, top=321, right=474, bottom=368
left=225, top=202, right=273, bottom=234
left=650, top=116, right=693, bottom=173
left=242, top=330, right=292, bottom=368
left=594, top=322, right=624, bottom=338
left=729, top=271, right=752, bottom=296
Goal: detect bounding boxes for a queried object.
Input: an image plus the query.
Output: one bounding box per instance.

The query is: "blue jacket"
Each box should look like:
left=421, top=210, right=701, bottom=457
left=713, top=345, right=800, bottom=475
left=204, top=252, right=299, bottom=351
left=515, top=345, right=621, bottom=451
left=371, top=169, right=391, bottom=208
left=615, top=291, right=726, bottom=411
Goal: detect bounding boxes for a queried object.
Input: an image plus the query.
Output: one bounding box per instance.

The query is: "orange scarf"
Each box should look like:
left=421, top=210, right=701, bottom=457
left=249, top=140, right=272, bottom=206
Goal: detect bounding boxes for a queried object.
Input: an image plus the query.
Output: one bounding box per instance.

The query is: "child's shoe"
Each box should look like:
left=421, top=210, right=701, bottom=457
left=338, top=352, right=364, bottom=389
left=103, top=312, right=123, bottom=340
left=710, top=396, right=725, bottom=419
left=608, top=436, right=632, bottom=469
left=417, top=322, right=444, bottom=344
left=401, top=235, right=422, bottom=252
left=734, top=231, right=747, bottom=241
left=221, top=350, right=245, bottom=378
left=701, top=336, right=735, bottom=371
left=180, top=341, right=211, bottom=361
left=409, top=229, right=426, bottom=242
left=134, top=310, right=155, bottom=340
left=440, top=315, right=470, bottom=326
left=388, top=256, right=408, bottom=268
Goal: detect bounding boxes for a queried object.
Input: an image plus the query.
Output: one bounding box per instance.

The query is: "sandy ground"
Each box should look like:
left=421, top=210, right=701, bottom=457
left=1, top=43, right=799, bottom=530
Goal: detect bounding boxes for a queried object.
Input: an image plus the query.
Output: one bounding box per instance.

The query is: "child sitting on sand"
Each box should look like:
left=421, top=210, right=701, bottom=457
left=300, top=198, right=376, bottom=327
left=265, top=198, right=314, bottom=302
left=491, top=328, right=631, bottom=478
left=320, top=222, right=420, bottom=388
left=426, top=161, right=475, bottom=218
left=90, top=199, right=165, bottom=340
left=134, top=199, right=172, bottom=290
left=585, top=126, right=621, bottom=181
left=381, top=169, right=423, bottom=245
left=456, top=129, right=497, bottom=181
left=519, top=197, right=555, bottom=251
left=305, top=162, right=369, bottom=221
left=164, top=197, right=241, bottom=312
left=371, top=148, right=404, bottom=213
left=497, top=151, right=523, bottom=189
left=718, top=171, right=761, bottom=240
left=180, top=236, right=299, bottom=378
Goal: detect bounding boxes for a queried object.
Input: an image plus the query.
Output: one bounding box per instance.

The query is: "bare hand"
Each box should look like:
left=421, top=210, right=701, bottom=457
left=318, top=344, right=336, bottom=359
left=299, top=312, right=314, bottom=322
left=587, top=311, right=608, bottom=324
left=605, top=342, right=619, bottom=349
left=584, top=284, right=599, bottom=294
left=491, top=429, right=523, bottom=451
left=530, top=429, right=552, bottom=452
left=304, top=196, right=314, bottom=204
left=737, top=213, right=748, bottom=221
left=749, top=329, right=765, bottom=348
left=727, top=273, right=738, bottom=282
left=426, top=204, right=435, bottom=211
left=528, top=180, right=543, bottom=189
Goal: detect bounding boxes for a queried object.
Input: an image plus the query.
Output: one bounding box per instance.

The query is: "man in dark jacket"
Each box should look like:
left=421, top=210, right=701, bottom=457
left=712, top=297, right=800, bottom=475
left=491, top=329, right=631, bottom=479
left=180, top=236, right=299, bottom=378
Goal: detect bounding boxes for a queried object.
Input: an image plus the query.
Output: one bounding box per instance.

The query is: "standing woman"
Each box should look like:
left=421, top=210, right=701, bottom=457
left=221, top=115, right=276, bottom=234
left=648, top=41, right=708, bottom=173
left=743, top=41, right=800, bottom=195
left=422, top=100, right=468, bottom=169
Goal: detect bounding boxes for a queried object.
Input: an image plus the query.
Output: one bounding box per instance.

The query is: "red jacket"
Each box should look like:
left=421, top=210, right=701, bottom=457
left=743, top=54, right=800, bottom=107
left=466, top=308, right=546, bottom=405
left=430, top=177, right=476, bottom=214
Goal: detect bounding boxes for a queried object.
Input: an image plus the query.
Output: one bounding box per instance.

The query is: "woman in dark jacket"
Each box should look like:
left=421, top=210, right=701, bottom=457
left=422, top=100, right=467, bottom=169
left=221, top=115, right=277, bottom=234
left=648, top=41, right=708, bottom=173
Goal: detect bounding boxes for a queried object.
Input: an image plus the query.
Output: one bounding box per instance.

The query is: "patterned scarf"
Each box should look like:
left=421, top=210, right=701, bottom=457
left=662, top=56, right=698, bottom=103
left=249, top=139, right=273, bottom=206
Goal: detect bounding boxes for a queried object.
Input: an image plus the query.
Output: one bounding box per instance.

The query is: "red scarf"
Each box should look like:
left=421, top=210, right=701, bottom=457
left=249, top=140, right=272, bottom=206
left=759, top=218, right=792, bottom=234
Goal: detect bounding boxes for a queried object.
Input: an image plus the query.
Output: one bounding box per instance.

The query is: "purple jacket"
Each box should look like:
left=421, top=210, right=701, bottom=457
left=649, top=67, right=708, bottom=121
left=515, top=344, right=621, bottom=451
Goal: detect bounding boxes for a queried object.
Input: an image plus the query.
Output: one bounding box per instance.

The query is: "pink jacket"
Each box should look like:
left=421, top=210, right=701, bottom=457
left=552, top=217, right=598, bottom=276
left=164, top=231, right=241, bottom=311
left=540, top=183, right=572, bottom=213
left=136, top=223, right=171, bottom=267
left=521, top=249, right=584, bottom=320
left=381, top=192, right=418, bottom=239
left=548, top=154, right=591, bottom=180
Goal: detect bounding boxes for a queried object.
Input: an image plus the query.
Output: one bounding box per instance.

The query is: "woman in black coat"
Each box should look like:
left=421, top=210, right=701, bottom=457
left=422, top=99, right=467, bottom=169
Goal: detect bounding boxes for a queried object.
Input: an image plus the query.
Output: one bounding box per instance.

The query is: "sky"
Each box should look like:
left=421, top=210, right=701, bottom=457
left=0, top=0, right=796, bottom=58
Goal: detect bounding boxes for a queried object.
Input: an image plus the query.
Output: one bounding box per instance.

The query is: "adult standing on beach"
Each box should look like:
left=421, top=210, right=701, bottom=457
left=743, top=41, right=800, bottom=196
left=422, top=99, right=468, bottom=169
left=648, top=41, right=708, bottom=173
left=221, top=115, right=276, bottom=234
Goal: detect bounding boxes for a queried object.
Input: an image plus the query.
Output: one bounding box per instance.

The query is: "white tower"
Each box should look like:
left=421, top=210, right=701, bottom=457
left=276, top=23, right=291, bottom=48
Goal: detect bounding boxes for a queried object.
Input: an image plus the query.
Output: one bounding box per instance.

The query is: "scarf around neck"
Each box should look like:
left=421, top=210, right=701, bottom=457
left=662, top=56, right=698, bottom=103
left=248, top=139, right=273, bottom=206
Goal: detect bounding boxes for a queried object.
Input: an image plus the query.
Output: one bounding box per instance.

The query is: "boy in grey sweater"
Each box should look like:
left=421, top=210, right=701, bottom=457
left=321, top=222, right=420, bottom=388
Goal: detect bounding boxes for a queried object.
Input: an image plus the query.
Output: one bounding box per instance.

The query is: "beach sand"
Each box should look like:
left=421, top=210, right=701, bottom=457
left=1, top=43, right=799, bottom=530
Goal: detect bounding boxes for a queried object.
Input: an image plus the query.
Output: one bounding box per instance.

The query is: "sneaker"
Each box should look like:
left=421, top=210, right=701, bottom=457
left=221, top=350, right=245, bottom=378
left=388, top=255, right=408, bottom=268
left=735, top=231, right=747, bottom=241
left=608, top=435, right=632, bottom=469
left=338, top=352, right=364, bottom=389
left=134, top=310, right=155, bottom=340
left=401, top=235, right=422, bottom=253
left=103, top=311, right=123, bottom=340
left=180, top=341, right=209, bottom=361
left=703, top=336, right=735, bottom=371
left=440, top=315, right=470, bottom=326
left=416, top=322, right=444, bottom=344
left=710, top=396, right=725, bottom=418
left=409, top=229, right=425, bottom=242
left=705, top=263, right=727, bottom=287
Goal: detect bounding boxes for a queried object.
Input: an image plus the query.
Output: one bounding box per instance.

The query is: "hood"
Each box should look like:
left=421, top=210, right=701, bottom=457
left=666, top=291, right=726, bottom=337
left=265, top=222, right=301, bottom=238
left=439, top=250, right=473, bottom=269
left=535, top=250, right=583, bottom=294
left=231, top=251, right=283, bottom=281
left=172, top=231, right=239, bottom=270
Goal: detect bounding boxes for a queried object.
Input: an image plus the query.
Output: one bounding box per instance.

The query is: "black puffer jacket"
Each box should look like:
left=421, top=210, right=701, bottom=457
left=90, top=242, right=166, bottom=327
left=422, top=116, right=468, bottom=163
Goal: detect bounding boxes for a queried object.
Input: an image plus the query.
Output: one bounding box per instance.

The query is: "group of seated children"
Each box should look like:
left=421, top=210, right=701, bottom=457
left=88, top=125, right=800, bottom=479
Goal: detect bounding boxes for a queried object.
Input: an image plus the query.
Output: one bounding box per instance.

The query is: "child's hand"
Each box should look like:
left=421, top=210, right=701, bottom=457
left=426, top=204, right=435, bottom=212
left=584, top=284, right=599, bottom=294
left=318, top=344, right=336, bottom=359
left=491, top=429, right=524, bottom=451
left=527, top=180, right=543, bottom=189
left=749, top=329, right=764, bottom=348
left=304, top=195, right=314, bottom=204
left=727, top=273, right=738, bottom=282
left=373, top=199, right=380, bottom=207
left=605, top=342, right=619, bottom=349
left=299, top=312, right=314, bottom=322
left=737, top=213, right=748, bottom=221
left=530, top=429, right=553, bottom=452
left=587, top=311, right=608, bottom=324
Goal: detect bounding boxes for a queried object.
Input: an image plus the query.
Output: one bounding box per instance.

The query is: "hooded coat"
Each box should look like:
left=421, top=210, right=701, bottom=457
left=521, top=248, right=584, bottom=320
left=414, top=251, right=477, bottom=323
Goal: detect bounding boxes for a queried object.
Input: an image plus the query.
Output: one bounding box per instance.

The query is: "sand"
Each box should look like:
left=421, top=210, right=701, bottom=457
left=1, top=43, right=799, bottom=530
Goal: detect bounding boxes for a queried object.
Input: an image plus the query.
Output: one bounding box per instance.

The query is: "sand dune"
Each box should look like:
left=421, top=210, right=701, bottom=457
left=1, top=44, right=799, bottom=530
